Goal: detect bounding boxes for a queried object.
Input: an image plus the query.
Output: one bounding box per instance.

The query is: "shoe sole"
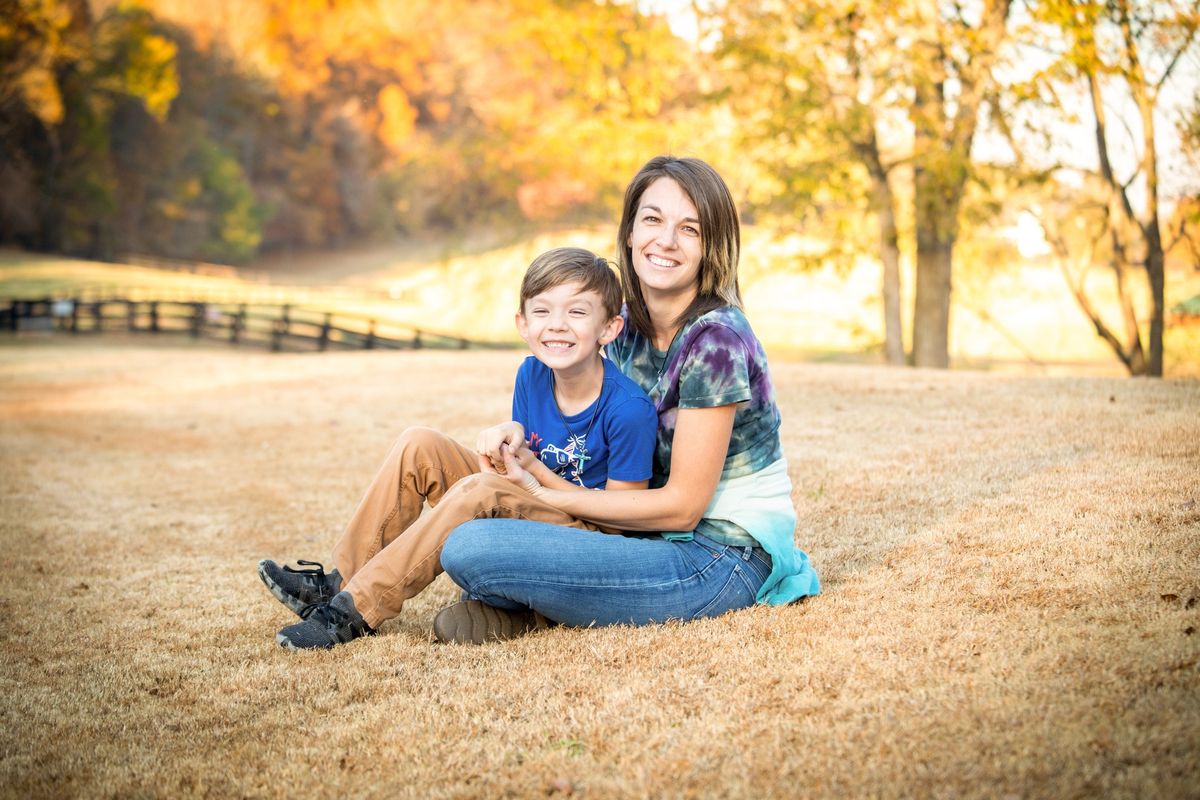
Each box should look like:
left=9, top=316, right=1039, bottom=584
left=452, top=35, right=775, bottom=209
left=432, top=600, right=544, bottom=645
left=275, top=632, right=334, bottom=651
left=257, top=560, right=311, bottom=618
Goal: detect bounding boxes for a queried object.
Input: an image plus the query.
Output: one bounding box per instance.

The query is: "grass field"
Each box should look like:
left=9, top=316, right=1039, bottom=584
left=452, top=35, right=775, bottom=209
left=1, top=336, right=1197, bottom=798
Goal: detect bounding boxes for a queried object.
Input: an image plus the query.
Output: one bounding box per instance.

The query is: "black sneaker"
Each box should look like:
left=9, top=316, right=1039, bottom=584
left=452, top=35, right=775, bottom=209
left=257, top=559, right=341, bottom=617
left=276, top=591, right=375, bottom=650
left=432, top=600, right=552, bottom=645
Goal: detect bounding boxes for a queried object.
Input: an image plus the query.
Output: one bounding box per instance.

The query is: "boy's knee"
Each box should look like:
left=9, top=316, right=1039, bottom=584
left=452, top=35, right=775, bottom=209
left=397, top=425, right=444, bottom=451
left=448, top=473, right=510, bottom=499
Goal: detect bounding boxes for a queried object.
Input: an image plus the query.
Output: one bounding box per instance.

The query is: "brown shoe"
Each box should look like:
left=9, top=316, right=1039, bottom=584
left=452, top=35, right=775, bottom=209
left=432, top=600, right=552, bottom=644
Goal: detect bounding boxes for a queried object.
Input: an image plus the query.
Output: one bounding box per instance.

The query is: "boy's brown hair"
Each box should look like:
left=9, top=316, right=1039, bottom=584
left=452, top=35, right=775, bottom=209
left=519, top=247, right=623, bottom=319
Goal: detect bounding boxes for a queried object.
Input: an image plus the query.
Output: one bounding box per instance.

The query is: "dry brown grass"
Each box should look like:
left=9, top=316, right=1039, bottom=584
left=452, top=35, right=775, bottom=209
left=1, top=336, right=1197, bottom=799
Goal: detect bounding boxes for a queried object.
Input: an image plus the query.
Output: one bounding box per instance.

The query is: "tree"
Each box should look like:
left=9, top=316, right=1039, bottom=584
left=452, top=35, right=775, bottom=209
left=0, top=0, right=181, bottom=257
left=996, top=0, right=1199, bottom=376
left=710, top=0, right=1011, bottom=368
left=907, top=0, right=1012, bottom=368
left=712, top=0, right=907, bottom=365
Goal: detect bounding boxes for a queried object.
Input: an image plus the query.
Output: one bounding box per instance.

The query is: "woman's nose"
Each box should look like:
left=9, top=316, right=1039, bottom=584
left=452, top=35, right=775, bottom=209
left=655, top=226, right=678, bottom=248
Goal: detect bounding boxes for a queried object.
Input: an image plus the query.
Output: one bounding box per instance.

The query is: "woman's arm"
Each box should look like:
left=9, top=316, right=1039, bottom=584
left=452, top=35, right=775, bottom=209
left=516, top=446, right=648, bottom=493
left=502, top=405, right=736, bottom=531
left=510, top=447, right=649, bottom=534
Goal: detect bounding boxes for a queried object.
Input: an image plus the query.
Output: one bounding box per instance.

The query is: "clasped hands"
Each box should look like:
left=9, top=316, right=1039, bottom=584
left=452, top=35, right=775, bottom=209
left=474, top=421, right=544, bottom=496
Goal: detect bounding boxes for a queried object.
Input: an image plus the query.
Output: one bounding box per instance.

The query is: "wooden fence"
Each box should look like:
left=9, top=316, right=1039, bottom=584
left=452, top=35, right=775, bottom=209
left=0, top=297, right=510, bottom=353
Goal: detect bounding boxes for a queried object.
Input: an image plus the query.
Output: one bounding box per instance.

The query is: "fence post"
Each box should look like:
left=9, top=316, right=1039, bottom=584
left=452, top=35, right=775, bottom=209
left=190, top=302, right=204, bottom=338
left=412, top=329, right=422, bottom=349
left=364, top=320, right=376, bottom=350
left=150, top=301, right=160, bottom=333
left=92, top=301, right=104, bottom=332
left=70, top=299, right=79, bottom=334
left=230, top=304, right=245, bottom=344
left=126, top=300, right=138, bottom=332
left=271, top=305, right=290, bottom=352
left=319, top=313, right=331, bottom=351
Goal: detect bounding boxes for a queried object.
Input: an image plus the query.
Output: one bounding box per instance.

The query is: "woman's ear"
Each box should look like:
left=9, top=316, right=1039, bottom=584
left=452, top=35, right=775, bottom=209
left=598, top=315, right=624, bottom=346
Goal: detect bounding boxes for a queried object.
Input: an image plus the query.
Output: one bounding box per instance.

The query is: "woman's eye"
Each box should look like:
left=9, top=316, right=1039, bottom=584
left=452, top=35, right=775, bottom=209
left=682, top=225, right=700, bottom=236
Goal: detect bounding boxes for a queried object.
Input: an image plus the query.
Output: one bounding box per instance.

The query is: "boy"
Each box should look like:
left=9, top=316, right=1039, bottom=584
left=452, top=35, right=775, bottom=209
left=261, top=247, right=657, bottom=649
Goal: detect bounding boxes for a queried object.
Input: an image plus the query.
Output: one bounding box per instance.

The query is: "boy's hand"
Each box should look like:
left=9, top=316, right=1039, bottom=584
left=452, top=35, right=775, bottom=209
left=475, top=421, right=525, bottom=475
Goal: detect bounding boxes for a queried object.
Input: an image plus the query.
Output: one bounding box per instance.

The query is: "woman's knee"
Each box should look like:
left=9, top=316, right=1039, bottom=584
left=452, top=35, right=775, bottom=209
left=439, top=519, right=494, bottom=581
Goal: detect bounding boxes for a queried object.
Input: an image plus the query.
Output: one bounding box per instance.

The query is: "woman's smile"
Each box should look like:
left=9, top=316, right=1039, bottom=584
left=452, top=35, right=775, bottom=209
left=628, top=177, right=703, bottom=301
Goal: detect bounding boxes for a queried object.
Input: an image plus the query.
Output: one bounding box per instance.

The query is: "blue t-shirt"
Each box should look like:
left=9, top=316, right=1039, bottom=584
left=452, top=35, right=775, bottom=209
left=512, top=356, right=657, bottom=489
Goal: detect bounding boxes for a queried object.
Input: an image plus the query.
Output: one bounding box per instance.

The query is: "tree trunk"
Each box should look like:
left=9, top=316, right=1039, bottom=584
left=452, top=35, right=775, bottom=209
left=1145, top=236, right=1164, bottom=376
left=879, top=194, right=905, bottom=366
left=864, top=147, right=904, bottom=365
left=912, top=225, right=953, bottom=368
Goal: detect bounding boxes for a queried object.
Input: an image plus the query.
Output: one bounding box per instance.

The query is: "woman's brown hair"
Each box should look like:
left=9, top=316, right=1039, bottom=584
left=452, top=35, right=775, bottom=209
left=616, top=156, right=742, bottom=341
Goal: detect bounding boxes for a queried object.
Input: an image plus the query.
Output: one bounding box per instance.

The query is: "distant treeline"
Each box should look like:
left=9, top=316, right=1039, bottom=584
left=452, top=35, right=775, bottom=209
left=4, top=0, right=1196, bottom=375
left=0, top=0, right=699, bottom=263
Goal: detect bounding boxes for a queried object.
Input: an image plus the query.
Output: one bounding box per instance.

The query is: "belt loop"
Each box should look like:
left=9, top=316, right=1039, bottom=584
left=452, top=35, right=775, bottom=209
left=740, top=546, right=752, bottom=561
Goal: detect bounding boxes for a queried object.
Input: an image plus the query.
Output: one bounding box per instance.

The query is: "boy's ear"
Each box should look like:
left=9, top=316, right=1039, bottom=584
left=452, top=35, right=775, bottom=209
left=515, top=311, right=529, bottom=341
left=598, top=314, right=624, bottom=346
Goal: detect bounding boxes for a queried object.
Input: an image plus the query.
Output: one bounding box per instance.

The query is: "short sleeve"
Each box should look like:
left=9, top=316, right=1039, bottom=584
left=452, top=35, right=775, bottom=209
left=676, top=323, right=753, bottom=409
left=511, top=357, right=532, bottom=426
left=602, top=396, right=657, bottom=482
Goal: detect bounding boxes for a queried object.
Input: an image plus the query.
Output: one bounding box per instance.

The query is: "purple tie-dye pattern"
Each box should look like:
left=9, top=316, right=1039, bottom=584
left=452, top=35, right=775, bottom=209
left=608, top=305, right=784, bottom=488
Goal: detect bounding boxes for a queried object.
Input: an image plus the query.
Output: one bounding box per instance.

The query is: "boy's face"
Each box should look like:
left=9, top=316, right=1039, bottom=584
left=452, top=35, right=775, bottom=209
left=516, top=281, right=622, bottom=375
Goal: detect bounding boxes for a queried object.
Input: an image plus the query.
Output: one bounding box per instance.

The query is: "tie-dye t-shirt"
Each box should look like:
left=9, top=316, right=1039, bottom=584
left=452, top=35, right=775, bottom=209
left=607, top=305, right=786, bottom=544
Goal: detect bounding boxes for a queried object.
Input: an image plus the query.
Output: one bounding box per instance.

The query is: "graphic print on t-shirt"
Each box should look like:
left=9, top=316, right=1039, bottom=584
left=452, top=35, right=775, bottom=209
left=528, top=431, right=590, bottom=487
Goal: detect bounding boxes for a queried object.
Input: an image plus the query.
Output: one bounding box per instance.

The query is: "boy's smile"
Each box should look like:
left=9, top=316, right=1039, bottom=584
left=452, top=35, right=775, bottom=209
left=516, top=281, right=622, bottom=381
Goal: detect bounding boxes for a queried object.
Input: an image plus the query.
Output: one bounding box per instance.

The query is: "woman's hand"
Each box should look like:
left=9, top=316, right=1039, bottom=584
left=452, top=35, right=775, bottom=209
left=499, top=443, right=543, bottom=495
left=475, top=421, right=525, bottom=474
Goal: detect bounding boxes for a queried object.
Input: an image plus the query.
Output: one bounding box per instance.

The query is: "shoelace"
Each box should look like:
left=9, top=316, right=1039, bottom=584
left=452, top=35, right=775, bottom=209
left=283, top=559, right=328, bottom=590
left=297, top=599, right=372, bottom=640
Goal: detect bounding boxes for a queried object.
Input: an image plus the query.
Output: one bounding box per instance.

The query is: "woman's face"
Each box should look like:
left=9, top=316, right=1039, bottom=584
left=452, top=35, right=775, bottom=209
left=626, top=177, right=703, bottom=303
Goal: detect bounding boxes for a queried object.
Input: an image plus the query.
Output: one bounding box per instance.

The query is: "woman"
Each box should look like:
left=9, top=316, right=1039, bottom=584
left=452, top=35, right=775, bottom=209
left=435, top=155, right=820, bottom=642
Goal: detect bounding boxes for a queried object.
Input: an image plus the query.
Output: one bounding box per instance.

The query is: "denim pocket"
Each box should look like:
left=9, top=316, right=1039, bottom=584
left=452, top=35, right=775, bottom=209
left=744, top=549, right=773, bottom=586
left=693, top=562, right=758, bottom=620
left=677, top=538, right=725, bottom=576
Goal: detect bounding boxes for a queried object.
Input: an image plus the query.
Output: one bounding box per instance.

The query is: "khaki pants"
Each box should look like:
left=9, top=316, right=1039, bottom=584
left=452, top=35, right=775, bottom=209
left=332, top=426, right=597, bottom=628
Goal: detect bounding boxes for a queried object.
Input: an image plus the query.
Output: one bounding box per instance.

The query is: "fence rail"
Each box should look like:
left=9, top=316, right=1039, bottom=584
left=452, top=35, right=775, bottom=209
left=0, top=297, right=510, bottom=353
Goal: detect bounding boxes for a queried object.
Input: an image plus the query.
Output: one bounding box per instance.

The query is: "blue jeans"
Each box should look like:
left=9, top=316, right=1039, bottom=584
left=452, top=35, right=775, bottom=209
left=439, top=520, right=773, bottom=627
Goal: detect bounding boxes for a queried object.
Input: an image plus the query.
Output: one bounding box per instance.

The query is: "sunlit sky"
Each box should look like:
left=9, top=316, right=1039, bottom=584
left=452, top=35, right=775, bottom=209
left=638, top=0, right=700, bottom=42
